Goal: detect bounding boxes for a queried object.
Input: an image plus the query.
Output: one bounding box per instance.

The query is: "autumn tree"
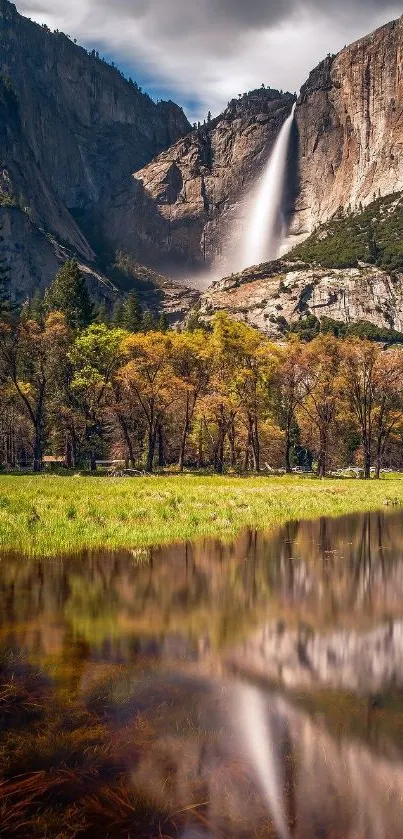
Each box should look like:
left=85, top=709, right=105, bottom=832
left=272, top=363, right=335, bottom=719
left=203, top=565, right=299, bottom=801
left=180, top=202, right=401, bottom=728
left=297, top=335, right=344, bottom=478
left=341, top=339, right=377, bottom=479
left=0, top=312, right=70, bottom=470
left=170, top=331, right=210, bottom=471
left=372, top=348, right=403, bottom=477
left=342, top=340, right=403, bottom=478
left=209, top=314, right=278, bottom=472
left=69, top=324, right=125, bottom=470
left=197, top=316, right=239, bottom=473
left=120, top=331, right=179, bottom=472
left=1, top=287, right=403, bottom=477
left=275, top=337, right=306, bottom=472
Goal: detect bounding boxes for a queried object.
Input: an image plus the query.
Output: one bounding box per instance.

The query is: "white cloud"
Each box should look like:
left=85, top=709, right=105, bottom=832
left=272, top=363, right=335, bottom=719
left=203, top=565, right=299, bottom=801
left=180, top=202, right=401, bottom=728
left=17, top=0, right=401, bottom=120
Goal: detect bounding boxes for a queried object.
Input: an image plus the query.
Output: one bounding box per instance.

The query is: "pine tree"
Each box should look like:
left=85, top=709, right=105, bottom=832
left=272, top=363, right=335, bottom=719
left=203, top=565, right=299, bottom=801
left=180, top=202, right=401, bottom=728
left=28, top=288, right=45, bottom=324
left=186, top=308, right=205, bottom=333
left=367, top=228, right=380, bottom=264
left=112, top=299, right=126, bottom=327
left=94, top=302, right=110, bottom=325
left=142, top=310, right=155, bottom=332
left=123, top=292, right=142, bottom=332
left=45, top=260, right=93, bottom=330
left=157, top=313, right=169, bottom=333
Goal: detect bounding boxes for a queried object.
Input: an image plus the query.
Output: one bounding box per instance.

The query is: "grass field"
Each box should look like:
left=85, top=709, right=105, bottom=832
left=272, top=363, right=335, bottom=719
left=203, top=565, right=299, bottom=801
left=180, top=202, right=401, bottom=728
left=0, top=473, right=402, bottom=557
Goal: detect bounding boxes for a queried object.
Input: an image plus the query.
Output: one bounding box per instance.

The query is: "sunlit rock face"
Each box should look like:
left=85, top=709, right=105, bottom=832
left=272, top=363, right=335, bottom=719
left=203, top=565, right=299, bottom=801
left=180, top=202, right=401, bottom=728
left=291, top=16, right=403, bottom=241
left=102, top=90, right=295, bottom=274
left=199, top=260, right=403, bottom=337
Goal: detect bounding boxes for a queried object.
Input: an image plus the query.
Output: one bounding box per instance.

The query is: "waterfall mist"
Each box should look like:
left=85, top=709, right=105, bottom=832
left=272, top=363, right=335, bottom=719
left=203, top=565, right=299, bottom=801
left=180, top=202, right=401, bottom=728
left=238, top=103, right=296, bottom=272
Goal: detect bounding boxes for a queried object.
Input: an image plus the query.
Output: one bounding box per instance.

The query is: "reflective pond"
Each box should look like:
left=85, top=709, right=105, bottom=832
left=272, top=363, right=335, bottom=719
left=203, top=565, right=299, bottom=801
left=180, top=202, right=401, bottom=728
left=1, top=510, right=403, bottom=838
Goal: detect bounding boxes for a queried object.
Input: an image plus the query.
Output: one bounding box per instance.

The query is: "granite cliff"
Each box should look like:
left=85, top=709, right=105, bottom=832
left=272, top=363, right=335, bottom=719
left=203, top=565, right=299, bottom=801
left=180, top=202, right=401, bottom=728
left=106, top=15, right=402, bottom=280
left=291, top=16, right=403, bottom=242
left=101, top=89, right=296, bottom=275
left=0, top=0, right=189, bottom=300
left=198, top=259, right=403, bottom=339
left=1, top=0, right=402, bottom=332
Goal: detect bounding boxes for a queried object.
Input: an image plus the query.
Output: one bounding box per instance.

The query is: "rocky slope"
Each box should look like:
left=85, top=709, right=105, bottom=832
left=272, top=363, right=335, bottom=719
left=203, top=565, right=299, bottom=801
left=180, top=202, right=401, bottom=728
left=102, top=89, right=296, bottom=274
left=199, top=191, right=403, bottom=337
left=109, top=254, right=200, bottom=326
left=0, top=205, right=118, bottom=306
left=0, top=0, right=190, bottom=300
left=199, top=259, right=403, bottom=338
left=291, top=16, right=403, bottom=243
left=0, top=203, right=199, bottom=323
left=290, top=191, right=403, bottom=271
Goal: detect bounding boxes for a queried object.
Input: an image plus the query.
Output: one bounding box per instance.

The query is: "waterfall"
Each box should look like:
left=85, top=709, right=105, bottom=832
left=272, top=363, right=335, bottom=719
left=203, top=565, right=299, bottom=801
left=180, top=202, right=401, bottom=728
left=239, top=102, right=296, bottom=272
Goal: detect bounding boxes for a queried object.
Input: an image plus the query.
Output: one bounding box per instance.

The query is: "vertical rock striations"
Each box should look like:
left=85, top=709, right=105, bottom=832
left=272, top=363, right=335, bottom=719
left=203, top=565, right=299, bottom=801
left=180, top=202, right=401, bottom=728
left=292, top=16, right=403, bottom=240
left=0, top=0, right=190, bottom=294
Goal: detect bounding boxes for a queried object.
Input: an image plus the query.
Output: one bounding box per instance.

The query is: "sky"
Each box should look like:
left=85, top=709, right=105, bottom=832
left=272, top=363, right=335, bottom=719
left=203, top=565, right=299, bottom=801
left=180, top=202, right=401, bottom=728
left=17, top=0, right=402, bottom=121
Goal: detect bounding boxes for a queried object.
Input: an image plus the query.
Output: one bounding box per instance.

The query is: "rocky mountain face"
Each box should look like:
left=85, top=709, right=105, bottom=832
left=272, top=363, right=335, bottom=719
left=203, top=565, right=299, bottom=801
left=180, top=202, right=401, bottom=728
left=199, top=259, right=403, bottom=338
left=0, top=0, right=190, bottom=300
left=106, top=16, right=402, bottom=280
left=102, top=89, right=296, bottom=275
left=291, top=17, right=403, bottom=242
left=0, top=203, right=201, bottom=324
left=198, top=186, right=403, bottom=337
left=1, top=0, right=402, bottom=332
left=0, top=205, right=119, bottom=307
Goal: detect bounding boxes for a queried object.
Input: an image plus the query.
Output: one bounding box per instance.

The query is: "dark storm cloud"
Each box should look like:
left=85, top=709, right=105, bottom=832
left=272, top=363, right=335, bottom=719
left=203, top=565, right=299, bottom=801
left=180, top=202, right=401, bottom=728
left=17, top=0, right=402, bottom=119
left=90, top=0, right=398, bottom=30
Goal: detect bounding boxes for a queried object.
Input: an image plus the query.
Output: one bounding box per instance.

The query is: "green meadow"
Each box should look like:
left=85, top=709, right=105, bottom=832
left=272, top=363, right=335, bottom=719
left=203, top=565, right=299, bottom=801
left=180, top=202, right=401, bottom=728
left=1, top=473, right=402, bottom=557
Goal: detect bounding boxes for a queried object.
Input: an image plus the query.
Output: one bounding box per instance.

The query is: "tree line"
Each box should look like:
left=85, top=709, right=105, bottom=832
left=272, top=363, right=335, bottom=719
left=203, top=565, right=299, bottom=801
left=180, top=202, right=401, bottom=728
left=0, top=259, right=402, bottom=477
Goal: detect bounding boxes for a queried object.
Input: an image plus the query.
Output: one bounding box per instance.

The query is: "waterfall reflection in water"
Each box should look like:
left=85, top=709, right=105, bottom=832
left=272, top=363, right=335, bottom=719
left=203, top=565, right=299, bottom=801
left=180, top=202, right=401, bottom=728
left=1, top=509, right=403, bottom=837
left=235, top=684, right=290, bottom=839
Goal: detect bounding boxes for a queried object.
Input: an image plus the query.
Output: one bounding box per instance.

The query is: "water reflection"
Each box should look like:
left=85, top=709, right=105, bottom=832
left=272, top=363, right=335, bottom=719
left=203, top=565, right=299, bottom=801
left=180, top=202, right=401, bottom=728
left=1, top=509, right=403, bottom=837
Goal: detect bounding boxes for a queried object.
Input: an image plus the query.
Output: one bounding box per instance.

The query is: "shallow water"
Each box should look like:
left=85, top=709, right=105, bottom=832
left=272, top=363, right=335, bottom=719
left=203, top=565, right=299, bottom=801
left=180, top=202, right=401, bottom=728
left=1, top=510, right=403, bottom=837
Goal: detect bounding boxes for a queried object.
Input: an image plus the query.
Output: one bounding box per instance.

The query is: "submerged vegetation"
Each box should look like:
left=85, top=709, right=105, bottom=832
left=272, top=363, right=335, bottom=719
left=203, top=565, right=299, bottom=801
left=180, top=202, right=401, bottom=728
left=0, top=473, right=403, bottom=556
left=0, top=653, right=196, bottom=839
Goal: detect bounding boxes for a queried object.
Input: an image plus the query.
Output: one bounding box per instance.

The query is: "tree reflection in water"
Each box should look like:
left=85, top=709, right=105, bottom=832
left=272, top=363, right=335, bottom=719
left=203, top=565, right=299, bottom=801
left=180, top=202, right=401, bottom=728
left=1, top=509, right=403, bottom=837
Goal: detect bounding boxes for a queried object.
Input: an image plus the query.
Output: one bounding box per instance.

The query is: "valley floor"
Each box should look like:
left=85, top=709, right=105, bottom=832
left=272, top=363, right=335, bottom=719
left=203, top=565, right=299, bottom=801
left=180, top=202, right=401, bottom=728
left=1, top=473, right=402, bottom=557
